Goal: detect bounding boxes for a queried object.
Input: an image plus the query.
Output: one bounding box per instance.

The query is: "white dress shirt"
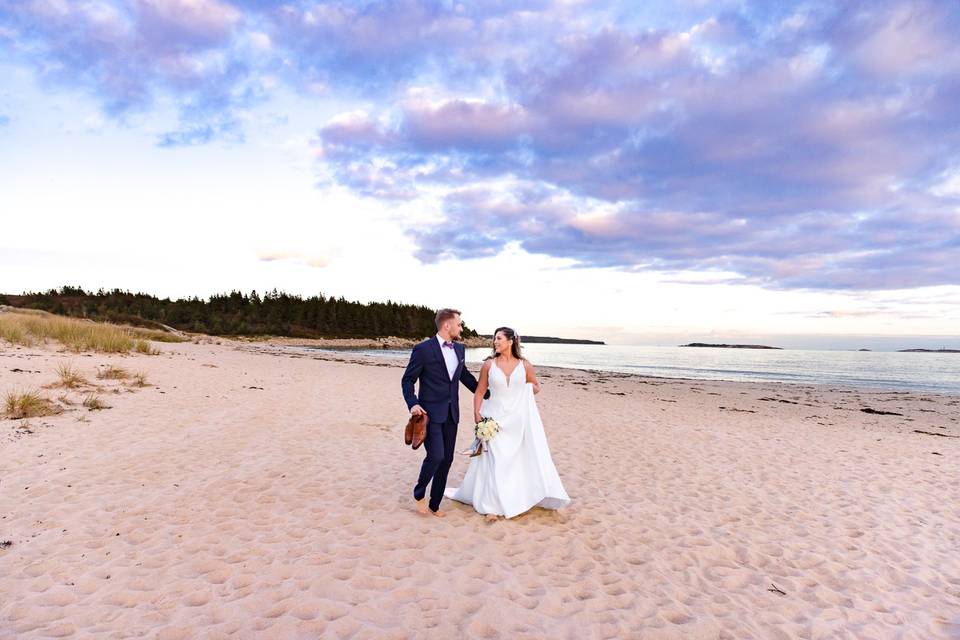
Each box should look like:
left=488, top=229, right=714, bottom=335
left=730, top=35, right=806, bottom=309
left=436, top=334, right=458, bottom=380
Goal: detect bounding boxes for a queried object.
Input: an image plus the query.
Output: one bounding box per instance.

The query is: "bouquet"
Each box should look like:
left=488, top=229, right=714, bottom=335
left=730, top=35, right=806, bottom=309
left=461, top=417, right=500, bottom=457
left=476, top=417, right=500, bottom=442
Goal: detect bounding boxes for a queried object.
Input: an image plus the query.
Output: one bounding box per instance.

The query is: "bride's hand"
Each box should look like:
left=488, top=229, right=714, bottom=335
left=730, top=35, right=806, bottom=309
left=474, top=411, right=482, bottom=424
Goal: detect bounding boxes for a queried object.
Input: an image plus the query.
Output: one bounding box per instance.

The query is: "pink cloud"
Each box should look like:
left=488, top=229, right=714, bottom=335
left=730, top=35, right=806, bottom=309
left=402, top=99, right=531, bottom=149
left=136, top=0, right=241, bottom=49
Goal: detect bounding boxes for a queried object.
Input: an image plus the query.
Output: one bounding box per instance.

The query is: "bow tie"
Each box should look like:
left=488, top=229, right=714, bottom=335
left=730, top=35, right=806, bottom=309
left=442, top=341, right=454, bottom=349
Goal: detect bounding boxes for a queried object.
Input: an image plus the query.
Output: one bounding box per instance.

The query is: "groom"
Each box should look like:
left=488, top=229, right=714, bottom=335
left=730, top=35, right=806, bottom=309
left=401, top=308, right=487, bottom=517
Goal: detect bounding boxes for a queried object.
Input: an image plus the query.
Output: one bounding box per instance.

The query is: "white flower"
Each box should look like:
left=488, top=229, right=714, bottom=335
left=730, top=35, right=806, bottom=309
left=475, top=417, right=500, bottom=442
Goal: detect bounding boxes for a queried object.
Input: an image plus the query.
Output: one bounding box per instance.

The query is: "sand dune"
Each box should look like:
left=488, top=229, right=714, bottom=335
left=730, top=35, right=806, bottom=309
left=2, top=341, right=959, bottom=639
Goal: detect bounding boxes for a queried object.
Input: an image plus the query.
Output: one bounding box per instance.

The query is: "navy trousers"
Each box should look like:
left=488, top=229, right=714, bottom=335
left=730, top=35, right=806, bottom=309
left=413, top=408, right=457, bottom=512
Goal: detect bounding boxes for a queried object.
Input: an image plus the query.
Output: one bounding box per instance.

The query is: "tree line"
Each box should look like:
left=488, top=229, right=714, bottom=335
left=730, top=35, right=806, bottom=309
left=0, top=286, right=479, bottom=339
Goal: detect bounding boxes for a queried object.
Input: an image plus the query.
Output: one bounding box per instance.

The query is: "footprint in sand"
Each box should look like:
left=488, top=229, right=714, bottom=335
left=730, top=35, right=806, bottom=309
left=663, top=609, right=694, bottom=625
left=181, top=590, right=211, bottom=607
left=289, top=603, right=320, bottom=620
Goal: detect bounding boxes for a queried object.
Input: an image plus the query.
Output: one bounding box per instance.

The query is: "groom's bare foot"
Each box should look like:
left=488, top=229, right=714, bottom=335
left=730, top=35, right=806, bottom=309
left=431, top=509, right=446, bottom=518
left=415, top=497, right=430, bottom=515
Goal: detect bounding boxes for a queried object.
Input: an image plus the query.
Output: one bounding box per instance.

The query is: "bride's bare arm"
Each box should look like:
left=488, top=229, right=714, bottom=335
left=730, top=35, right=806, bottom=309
left=524, top=360, right=541, bottom=394
left=474, top=360, right=492, bottom=422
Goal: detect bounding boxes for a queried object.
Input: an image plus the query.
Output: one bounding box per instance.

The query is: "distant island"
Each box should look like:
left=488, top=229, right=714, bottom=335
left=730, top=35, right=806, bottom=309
left=680, top=343, right=782, bottom=350
left=480, top=334, right=605, bottom=345
left=898, top=349, right=960, bottom=353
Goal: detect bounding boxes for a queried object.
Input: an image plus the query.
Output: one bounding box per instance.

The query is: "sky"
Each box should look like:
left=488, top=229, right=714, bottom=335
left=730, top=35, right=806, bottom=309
left=1, top=0, right=959, bottom=349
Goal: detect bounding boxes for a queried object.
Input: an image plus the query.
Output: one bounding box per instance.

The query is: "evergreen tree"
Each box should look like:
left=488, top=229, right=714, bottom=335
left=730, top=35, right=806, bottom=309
left=3, top=286, right=478, bottom=339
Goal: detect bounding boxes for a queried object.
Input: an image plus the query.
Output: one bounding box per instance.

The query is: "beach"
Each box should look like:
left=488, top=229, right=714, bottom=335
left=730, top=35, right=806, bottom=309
left=2, top=339, right=959, bottom=639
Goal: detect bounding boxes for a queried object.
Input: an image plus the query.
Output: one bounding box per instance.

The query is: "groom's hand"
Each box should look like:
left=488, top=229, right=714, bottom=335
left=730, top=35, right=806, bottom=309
left=410, top=405, right=425, bottom=416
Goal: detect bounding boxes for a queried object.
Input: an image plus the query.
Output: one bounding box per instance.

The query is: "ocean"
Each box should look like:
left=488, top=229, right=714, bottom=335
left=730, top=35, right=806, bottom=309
left=303, top=343, right=960, bottom=395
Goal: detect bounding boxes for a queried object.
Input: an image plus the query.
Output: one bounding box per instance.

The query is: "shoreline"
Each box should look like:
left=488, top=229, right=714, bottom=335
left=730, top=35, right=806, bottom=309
left=250, top=343, right=960, bottom=397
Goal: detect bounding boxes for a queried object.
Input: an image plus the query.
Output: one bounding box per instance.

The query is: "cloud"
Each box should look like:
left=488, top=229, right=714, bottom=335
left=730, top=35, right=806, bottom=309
left=256, top=251, right=294, bottom=262
left=156, top=119, right=241, bottom=147
left=0, top=1, right=605, bottom=143
left=0, top=0, right=265, bottom=141
left=310, top=0, right=960, bottom=290
left=256, top=250, right=331, bottom=268
left=137, top=0, right=241, bottom=49
left=3, top=0, right=959, bottom=290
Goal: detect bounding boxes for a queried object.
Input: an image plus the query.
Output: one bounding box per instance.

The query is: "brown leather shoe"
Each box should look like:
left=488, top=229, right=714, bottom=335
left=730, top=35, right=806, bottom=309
left=405, top=413, right=428, bottom=449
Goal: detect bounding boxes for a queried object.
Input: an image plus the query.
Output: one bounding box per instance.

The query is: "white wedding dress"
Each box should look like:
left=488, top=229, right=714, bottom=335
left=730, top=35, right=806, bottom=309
left=445, top=360, right=570, bottom=518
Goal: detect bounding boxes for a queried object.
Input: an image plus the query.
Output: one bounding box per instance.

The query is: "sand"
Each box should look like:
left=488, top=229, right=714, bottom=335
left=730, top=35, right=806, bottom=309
left=1, top=340, right=959, bottom=639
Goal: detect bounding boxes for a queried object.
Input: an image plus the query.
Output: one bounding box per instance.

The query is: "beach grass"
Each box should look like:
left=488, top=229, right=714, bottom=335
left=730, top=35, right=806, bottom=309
left=4, top=390, right=62, bottom=419
left=134, top=340, right=161, bottom=355
left=0, top=308, right=180, bottom=353
left=128, top=327, right=184, bottom=343
left=97, top=365, right=130, bottom=380
left=130, top=372, right=150, bottom=388
left=55, top=362, right=89, bottom=388
left=82, top=394, right=109, bottom=411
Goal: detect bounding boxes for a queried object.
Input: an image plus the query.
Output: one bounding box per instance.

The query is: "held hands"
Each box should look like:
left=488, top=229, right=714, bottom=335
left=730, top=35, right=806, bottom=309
left=410, top=405, right=425, bottom=416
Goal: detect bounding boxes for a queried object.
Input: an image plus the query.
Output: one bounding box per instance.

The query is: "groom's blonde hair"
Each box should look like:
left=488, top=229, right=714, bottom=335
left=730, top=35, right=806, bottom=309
left=435, top=308, right=461, bottom=330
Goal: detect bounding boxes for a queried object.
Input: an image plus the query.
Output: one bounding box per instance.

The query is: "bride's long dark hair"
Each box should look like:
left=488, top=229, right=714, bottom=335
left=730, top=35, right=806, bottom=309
left=488, top=326, right=524, bottom=360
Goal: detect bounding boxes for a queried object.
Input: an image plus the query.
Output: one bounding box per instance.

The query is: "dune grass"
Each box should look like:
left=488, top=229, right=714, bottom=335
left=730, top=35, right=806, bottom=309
left=97, top=365, right=130, bottom=380
left=134, top=340, right=161, bottom=355
left=0, top=320, right=30, bottom=346
left=4, top=390, right=62, bottom=419
left=0, top=309, right=179, bottom=353
left=55, top=362, right=89, bottom=388
left=82, top=394, right=109, bottom=411
left=130, top=372, right=150, bottom=388
left=126, top=325, right=185, bottom=343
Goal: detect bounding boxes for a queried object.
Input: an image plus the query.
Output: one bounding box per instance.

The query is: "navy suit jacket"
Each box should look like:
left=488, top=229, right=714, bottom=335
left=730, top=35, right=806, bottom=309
left=401, top=338, right=482, bottom=425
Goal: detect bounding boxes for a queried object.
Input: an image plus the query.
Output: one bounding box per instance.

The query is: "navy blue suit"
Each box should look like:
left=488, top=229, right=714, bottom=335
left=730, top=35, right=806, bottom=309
left=401, top=338, right=482, bottom=511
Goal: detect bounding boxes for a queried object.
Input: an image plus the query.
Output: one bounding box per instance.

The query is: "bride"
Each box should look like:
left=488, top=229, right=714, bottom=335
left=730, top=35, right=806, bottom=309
left=445, top=327, right=570, bottom=520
